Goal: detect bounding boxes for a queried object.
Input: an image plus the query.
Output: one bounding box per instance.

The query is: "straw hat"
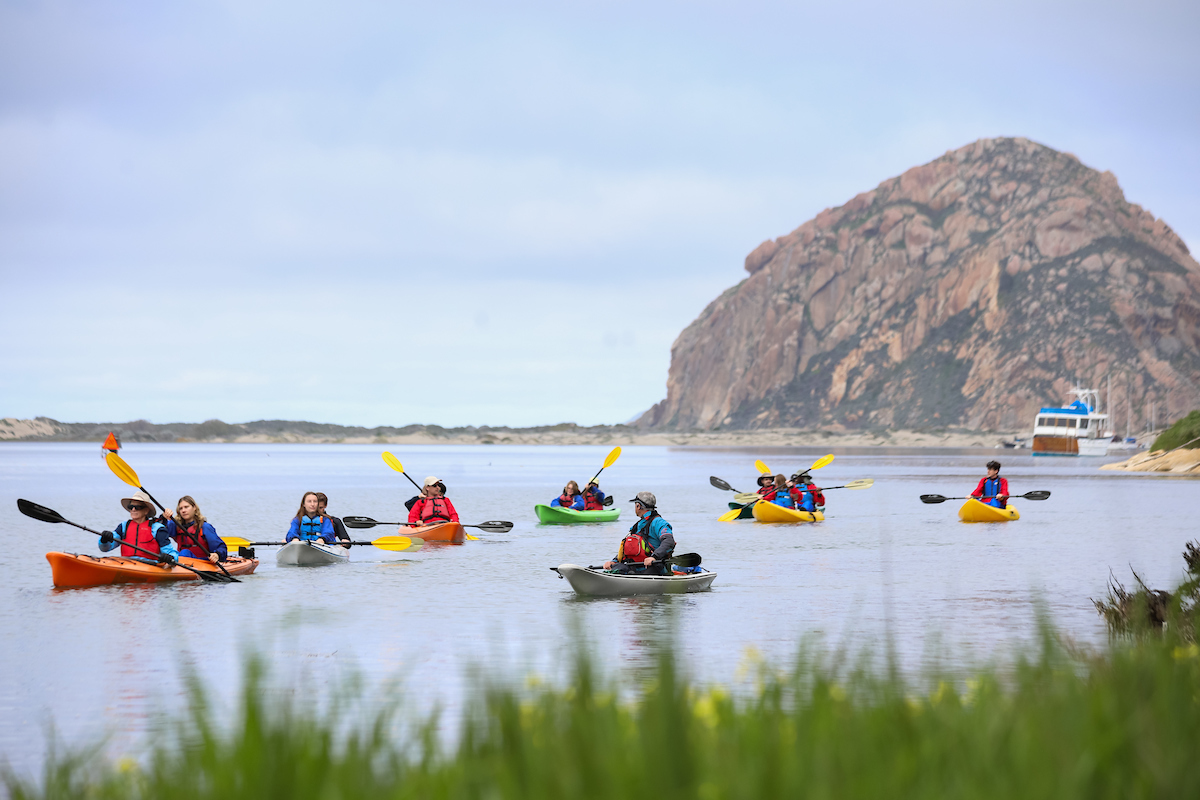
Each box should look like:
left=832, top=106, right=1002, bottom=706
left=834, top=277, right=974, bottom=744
left=121, top=491, right=155, bottom=512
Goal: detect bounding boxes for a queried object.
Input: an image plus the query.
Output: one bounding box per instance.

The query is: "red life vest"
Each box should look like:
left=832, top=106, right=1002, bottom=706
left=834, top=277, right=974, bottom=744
left=558, top=492, right=577, bottom=508
left=120, top=520, right=161, bottom=558
left=583, top=490, right=603, bottom=511
left=619, top=533, right=650, bottom=563
left=174, top=521, right=210, bottom=557
left=419, top=497, right=452, bottom=523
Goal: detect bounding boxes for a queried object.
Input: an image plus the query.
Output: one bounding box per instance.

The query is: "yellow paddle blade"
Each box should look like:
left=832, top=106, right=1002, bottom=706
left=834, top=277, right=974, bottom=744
left=372, top=535, right=422, bottom=552
left=105, top=452, right=142, bottom=488
left=755, top=460, right=771, bottom=474
left=602, top=446, right=622, bottom=468
left=809, top=453, right=835, bottom=471
left=382, top=451, right=404, bottom=473
left=223, top=536, right=252, bottom=548
left=717, top=506, right=744, bottom=522
left=846, top=478, right=874, bottom=489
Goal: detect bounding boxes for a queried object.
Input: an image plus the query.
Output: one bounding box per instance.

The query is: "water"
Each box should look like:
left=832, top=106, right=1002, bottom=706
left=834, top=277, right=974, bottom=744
left=0, top=442, right=1194, bottom=773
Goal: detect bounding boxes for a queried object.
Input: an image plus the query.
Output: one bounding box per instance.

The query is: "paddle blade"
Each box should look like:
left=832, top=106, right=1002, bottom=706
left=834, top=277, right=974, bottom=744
left=809, top=453, right=835, bottom=471
left=223, top=536, right=252, bottom=548
left=1023, top=490, right=1051, bottom=501
left=754, top=460, right=771, bottom=475
left=845, top=479, right=874, bottom=490
left=602, top=446, right=622, bottom=469
left=709, top=476, right=734, bottom=492
left=733, top=492, right=760, bottom=503
left=717, top=507, right=743, bottom=522
left=17, top=498, right=66, bottom=524
left=669, top=552, right=701, bottom=569
left=105, top=452, right=142, bottom=488
left=473, top=520, right=513, bottom=533
left=603, top=495, right=614, bottom=506
left=372, top=535, right=423, bottom=552
left=381, top=451, right=404, bottom=473
left=919, top=494, right=950, bottom=504
left=343, top=516, right=381, bottom=529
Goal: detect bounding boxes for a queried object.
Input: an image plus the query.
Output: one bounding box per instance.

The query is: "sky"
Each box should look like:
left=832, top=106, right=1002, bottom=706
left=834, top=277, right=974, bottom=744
left=1, top=0, right=1197, bottom=428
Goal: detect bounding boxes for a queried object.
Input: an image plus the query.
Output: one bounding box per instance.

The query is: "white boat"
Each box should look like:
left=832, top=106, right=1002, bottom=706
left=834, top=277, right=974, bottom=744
left=551, top=564, right=717, bottom=597
left=1031, top=387, right=1111, bottom=457
left=276, top=539, right=350, bottom=566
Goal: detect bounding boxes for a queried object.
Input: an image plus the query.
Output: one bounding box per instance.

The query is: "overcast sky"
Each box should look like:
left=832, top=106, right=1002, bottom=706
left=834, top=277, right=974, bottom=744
left=2, top=0, right=1197, bottom=427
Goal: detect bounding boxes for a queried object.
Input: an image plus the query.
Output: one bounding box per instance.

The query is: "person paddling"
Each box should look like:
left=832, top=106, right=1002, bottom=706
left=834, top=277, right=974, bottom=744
left=285, top=491, right=338, bottom=544
left=166, top=495, right=227, bottom=562
left=791, top=474, right=825, bottom=513
left=603, top=491, right=675, bottom=575
left=769, top=475, right=796, bottom=508
left=550, top=480, right=585, bottom=511
left=315, top=492, right=352, bottom=549
left=100, top=490, right=178, bottom=565
left=581, top=481, right=606, bottom=511
left=407, top=476, right=460, bottom=525
left=971, top=461, right=1010, bottom=509
left=755, top=474, right=776, bottom=498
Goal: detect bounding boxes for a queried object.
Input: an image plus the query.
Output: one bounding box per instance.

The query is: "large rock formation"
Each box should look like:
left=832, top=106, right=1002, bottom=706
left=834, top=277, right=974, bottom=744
left=640, top=137, right=1200, bottom=431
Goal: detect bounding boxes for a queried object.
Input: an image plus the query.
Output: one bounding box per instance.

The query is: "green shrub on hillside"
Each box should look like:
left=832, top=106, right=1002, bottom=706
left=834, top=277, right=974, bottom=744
left=1151, top=409, right=1200, bottom=451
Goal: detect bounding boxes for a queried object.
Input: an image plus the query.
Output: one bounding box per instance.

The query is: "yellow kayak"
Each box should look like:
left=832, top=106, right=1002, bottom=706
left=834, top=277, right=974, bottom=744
left=751, top=502, right=824, bottom=524
left=958, top=499, right=1019, bottom=522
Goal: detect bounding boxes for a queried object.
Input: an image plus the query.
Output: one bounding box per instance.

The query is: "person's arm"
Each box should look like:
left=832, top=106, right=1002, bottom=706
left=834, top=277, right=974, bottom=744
left=153, top=522, right=178, bottom=559
left=649, top=519, right=675, bottom=560
left=407, top=499, right=423, bottom=524
left=205, top=523, right=228, bottom=561
left=971, top=478, right=986, bottom=498
left=285, top=518, right=300, bottom=542
left=999, top=477, right=1010, bottom=502
left=99, top=522, right=125, bottom=552
left=445, top=499, right=460, bottom=523
left=550, top=497, right=562, bottom=508
left=570, top=495, right=585, bottom=511
left=319, top=518, right=337, bottom=544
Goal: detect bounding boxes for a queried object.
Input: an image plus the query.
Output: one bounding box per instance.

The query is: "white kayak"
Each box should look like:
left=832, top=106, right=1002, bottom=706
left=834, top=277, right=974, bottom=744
left=276, top=540, right=350, bottom=567
left=552, top=563, right=717, bottom=597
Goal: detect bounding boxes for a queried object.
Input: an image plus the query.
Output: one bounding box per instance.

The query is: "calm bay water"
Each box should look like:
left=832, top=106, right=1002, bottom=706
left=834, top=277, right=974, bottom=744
left=0, top=442, right=1193, bottom=773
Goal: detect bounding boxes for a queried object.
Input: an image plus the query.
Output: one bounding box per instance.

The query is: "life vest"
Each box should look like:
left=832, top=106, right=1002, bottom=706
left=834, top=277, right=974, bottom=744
left=174, top=521, right=211, bottom=557
left=792, top=486, right=816, bottom=512
left=119, top=520, right=161, bottom=558
left=619, top=532, right=651, bottom=562
left=558, top=492, right=577, bottom=508
left=981, top=477, right=1005, bottom=507
left=298, top=515, right=328, bottom=540
left=419, top=498, right=452, bottom=523
left=583, top=490, right=604, bottom=511
left=772, top=489, right=795, bottom=508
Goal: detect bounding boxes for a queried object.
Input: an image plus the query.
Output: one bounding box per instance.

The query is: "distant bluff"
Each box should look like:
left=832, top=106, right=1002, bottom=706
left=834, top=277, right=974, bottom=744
left=638, top=137, right=1200, bottom=431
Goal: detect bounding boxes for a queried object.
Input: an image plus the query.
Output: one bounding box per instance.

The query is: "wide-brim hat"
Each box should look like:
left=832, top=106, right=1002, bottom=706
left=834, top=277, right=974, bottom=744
left=756, top=474, right=774, bottom=486
left=121, top=490, right=155, bottom=511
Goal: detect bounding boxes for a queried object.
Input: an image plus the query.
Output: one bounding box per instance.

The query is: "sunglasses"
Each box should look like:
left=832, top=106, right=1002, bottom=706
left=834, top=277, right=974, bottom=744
left=128, top=503, right=148, bottom=511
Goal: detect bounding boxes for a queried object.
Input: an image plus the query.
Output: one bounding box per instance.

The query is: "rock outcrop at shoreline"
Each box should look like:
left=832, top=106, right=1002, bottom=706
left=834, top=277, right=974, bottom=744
left=639, top=137, right=1200, bottom=431
left=1100, top=449, right=1200, bottom=474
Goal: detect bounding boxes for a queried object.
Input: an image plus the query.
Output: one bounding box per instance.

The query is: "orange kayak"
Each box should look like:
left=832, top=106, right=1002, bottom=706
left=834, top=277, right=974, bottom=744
left=405, top=522, right=466, bottom=544
left=46, top=552, right=259, bottom=588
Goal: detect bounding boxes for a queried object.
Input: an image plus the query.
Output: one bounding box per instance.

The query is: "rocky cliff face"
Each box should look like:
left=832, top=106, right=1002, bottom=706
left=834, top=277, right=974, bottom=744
left=639, top=137, right=1200, bottom=431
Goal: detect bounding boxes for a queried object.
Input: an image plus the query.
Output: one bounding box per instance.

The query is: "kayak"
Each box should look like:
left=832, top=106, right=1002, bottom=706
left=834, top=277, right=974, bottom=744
left=535, top=504, right=620, bottom=524
left=404, top=521, right=466, bottom=544
left=958, top=499, right=1020, bottom=522
left=726, top=502, right=754, bottom=520
left=751, top=502, right=825, bottom=524
left=552, top=564, right=717, bottom=597
left=277, top=540, right=350, bottom=566
left=46, top=552, right=259, bottom=588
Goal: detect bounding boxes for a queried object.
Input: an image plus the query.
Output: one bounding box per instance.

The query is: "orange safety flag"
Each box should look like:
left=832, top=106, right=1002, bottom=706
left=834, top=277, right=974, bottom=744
left=101, top=432, right=120, bottom=451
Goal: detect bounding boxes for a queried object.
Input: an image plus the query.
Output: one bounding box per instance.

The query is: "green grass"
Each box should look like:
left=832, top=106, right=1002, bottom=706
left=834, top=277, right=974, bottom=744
left=1151, top=409, right=1200, bottom=452
left=6, top=621, right=1200, bottom=800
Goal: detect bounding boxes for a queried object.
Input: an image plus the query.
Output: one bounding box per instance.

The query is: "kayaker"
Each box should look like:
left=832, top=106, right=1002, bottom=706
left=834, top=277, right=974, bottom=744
left=550, top=481, right=585, bottom=511
left=769, top=475, right=796, bottom=508
left=285, top=492, right=338, bottom=543
left=315, top=492, right=352, bottom=549
left=166, top=495, right=228, bottom=562
left=99, top=490, right=178, bottom=565
left=755, top=474, right=776, bottom=498
left=791, top=476, right=825, bottom=513
left=581, top=481, right=606, bottom=511
left=971, top=461, right=1009, bottom=509
left=603, top=491, right=675, bottom=576
left=407, top=477, right=460, bottom=524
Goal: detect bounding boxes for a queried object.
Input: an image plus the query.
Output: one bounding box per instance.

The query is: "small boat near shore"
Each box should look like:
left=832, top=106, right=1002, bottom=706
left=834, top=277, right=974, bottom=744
left=1031, top=387, right=1111, bottom=457
left=277, top=540, right=350, bottom=566
left=47, top=552, right=259, bottom=588
left=551, top=564, right=717, bottom=597
left=534, top=504, right=620, bottom=524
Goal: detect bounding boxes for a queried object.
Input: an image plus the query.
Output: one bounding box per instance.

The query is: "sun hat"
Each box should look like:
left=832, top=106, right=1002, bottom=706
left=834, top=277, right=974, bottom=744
left=121, top=490, right=156, bottom=512
left=423, top=476, right=442, bottom=487
left=756, top=474, right=774, bottom=486
left=628, top=491, right=656, bottom=508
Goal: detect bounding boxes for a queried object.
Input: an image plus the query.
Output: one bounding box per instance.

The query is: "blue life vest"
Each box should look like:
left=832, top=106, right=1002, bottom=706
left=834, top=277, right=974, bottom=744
left=982, top=478, right=1004, bottom=508
left=298, top=515, right=327, bottom=540
left=772, top=491, right=795, bottom=509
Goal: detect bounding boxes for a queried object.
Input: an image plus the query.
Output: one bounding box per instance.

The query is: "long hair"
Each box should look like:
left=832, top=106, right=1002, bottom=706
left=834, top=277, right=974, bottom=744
left=774, top=474, right=788, bottom=490
left=174, top=495, right=207, bottom=527
left=295, top=491, right=321, bottom=520
left=564, top=480, right=581, bottom=496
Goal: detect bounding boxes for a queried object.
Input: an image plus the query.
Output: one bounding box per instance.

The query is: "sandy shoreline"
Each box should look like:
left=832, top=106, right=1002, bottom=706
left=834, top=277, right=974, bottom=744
left=1100, top=449, right=1200, bottom=474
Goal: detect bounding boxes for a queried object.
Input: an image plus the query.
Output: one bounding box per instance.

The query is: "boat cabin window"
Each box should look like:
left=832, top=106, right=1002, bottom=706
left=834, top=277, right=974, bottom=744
left=1079, top=419, right=1088, bottom=429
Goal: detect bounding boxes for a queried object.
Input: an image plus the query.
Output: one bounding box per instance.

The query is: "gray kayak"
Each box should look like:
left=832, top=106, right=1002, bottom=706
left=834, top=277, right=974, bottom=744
left=552, top=563, right=717, bottom=597
left=276, top=540, right=350, bottom=567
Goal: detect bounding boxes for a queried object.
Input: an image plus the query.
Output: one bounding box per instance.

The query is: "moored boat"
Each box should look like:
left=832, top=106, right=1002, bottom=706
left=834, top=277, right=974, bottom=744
left=1031, top=387, right=1111, bottom=456
left=46, top=552, right=259, bottom=588
left=751, top=502, right=824, bottom=524
left=276, top=540, right=350, bottom=566
left=958, top=499, right=1020, bottom=522
left=551, top=563, right=716, bottom=597
left=405, top=521, right=466, bottom=544
left=534, top=504, right=620, bottom=524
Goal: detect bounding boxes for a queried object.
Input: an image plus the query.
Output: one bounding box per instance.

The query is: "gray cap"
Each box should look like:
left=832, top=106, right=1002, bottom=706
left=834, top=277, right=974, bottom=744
left=628, top=491, right=657, bottom=508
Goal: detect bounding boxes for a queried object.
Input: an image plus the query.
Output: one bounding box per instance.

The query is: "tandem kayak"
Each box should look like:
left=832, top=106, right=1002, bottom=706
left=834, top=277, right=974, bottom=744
left=405, top=521, right=466, bottom=544
left=958, top=499, right=1020, bottom=522
left=534, top=504, right=620, bottom=524
left=277, top=540, right=350, bottom=566
left=551, top=564, right=717, bottom=597
left=751, top=502, right=825, bottom=524
left=46, top=552, right=259, bottom=588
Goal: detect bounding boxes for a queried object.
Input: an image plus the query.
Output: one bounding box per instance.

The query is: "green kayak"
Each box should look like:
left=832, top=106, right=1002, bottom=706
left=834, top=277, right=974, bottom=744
left=534, top=504, right=621, bottom=524
left=727, top=501, right=754, bottom=520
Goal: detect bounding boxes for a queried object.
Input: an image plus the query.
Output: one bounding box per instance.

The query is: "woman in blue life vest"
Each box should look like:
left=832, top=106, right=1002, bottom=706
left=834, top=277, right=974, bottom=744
left=971, top=461, right=1010, bottom=509
left=285, top=492, right=337, bottom=544
left=99, top=490, right=178, bottom=565
left=581, top=481, right=606, bottom=511
left=769, top=475, right=796, bottom=508
left=603, top=491, right=676, bottom=576
left=550, top=481, right=585, bottom=511
left=166, top=495, right=228, bottom=562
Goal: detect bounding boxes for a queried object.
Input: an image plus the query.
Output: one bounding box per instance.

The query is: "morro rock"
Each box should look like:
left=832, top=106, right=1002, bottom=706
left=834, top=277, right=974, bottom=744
left=639, top=137, right=1200, bottom=431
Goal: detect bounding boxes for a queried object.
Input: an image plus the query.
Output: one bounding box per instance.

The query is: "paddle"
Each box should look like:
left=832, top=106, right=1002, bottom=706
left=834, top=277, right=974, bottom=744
left=223, top=535, right=423, bottom=553
left=382, top=452, right=479, bottom=540
left=710, top=476, right=745, bottom=493
left=718, top=454, right=836, bottom=521
left=17, top=499, right=238, bottom=583
left=342, top=516, right=514, bottom=534
left=919, top=490, right=1051, bottom=504
left=755, top=460, right=771, bottom=475
left=578, top=552, right=703, bottom=571
left=105, top=452, right=237, bottom=581
left=586, top=446, right=622, bottom=487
